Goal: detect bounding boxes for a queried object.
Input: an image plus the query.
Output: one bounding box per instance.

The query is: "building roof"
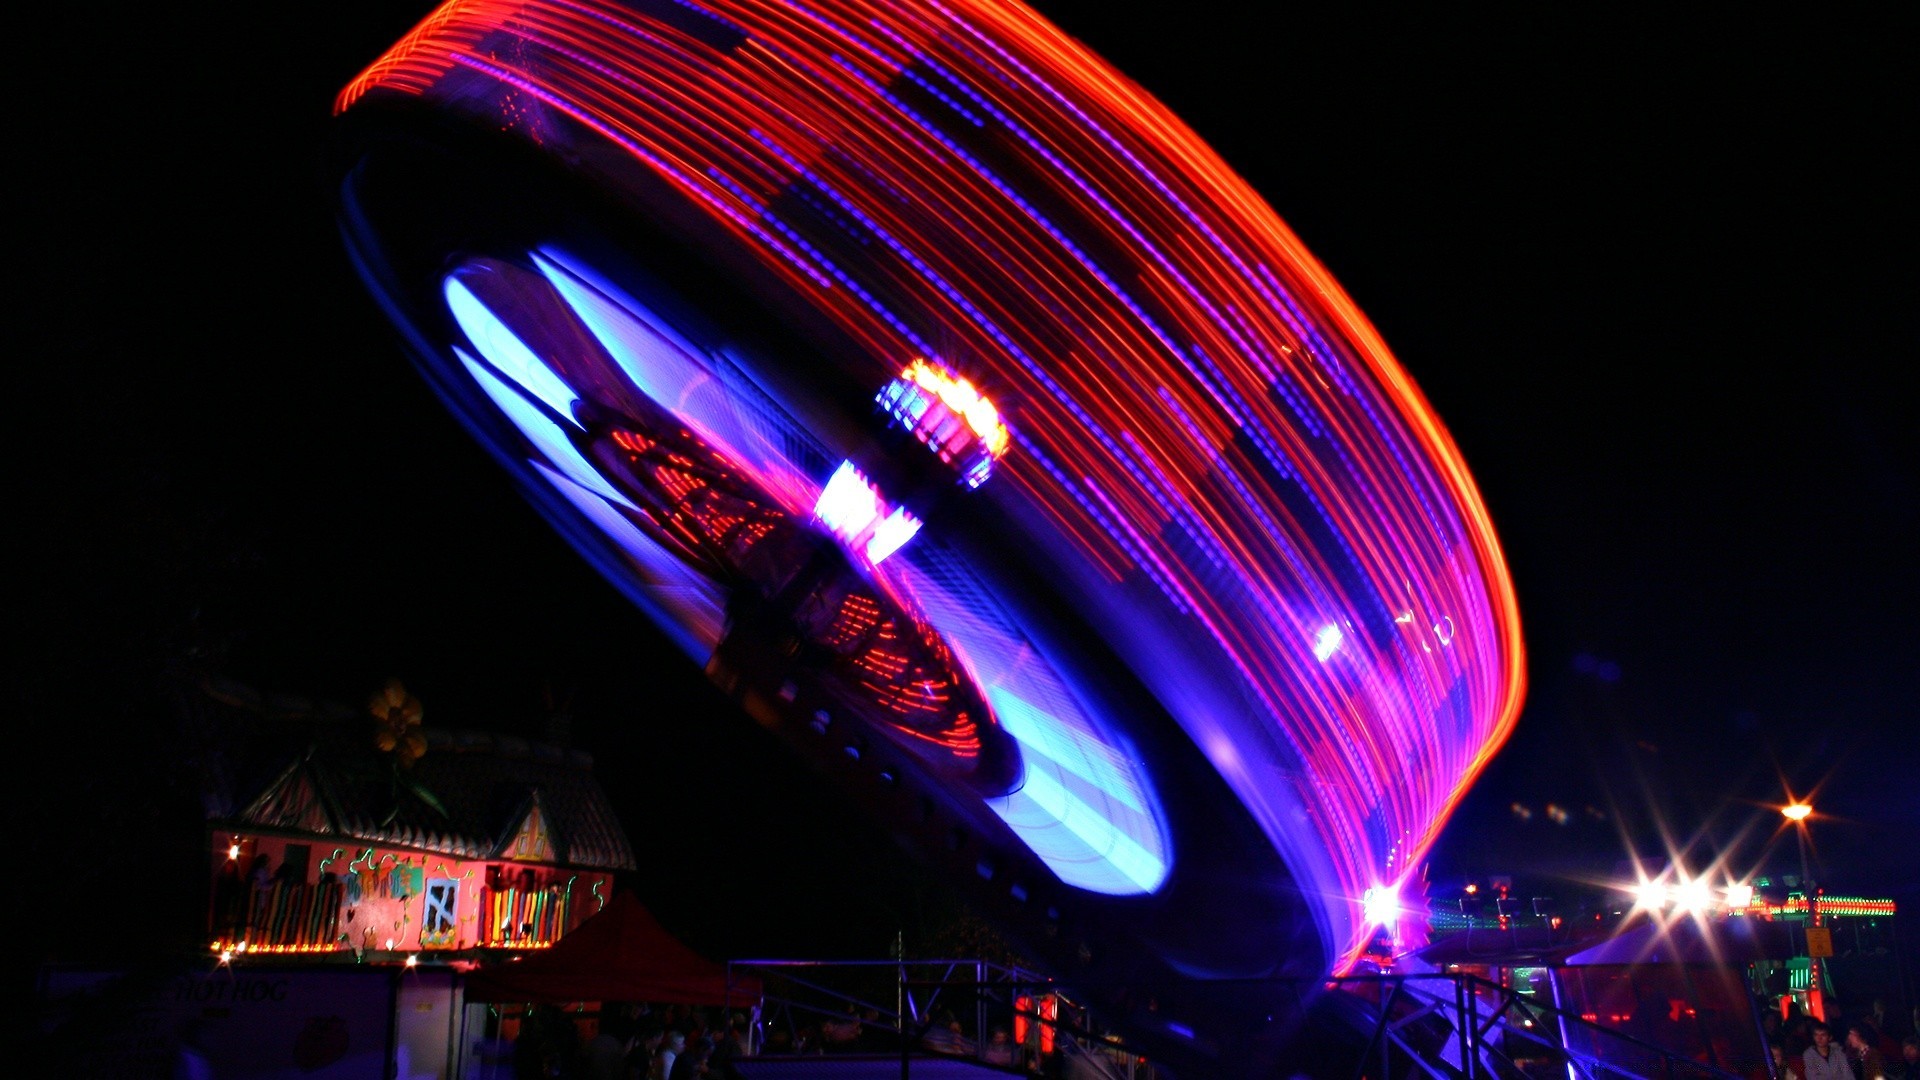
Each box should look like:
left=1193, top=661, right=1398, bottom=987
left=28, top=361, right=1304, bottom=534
left=226, top=727, right=636, bottom=871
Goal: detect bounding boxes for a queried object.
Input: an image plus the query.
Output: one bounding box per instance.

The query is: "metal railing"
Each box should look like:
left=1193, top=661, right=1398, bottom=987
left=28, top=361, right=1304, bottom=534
left=722, top=960, right=1757, bottom=1080
left=1327, top=972, right=1760, bottom=1080
left=726, top=958, right=1153, bottom=1078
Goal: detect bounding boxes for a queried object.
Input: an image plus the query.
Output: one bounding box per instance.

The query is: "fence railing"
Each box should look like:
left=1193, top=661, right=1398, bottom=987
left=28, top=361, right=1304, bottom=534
left=1322, top=971, right=1760, bottom=1080
left=719, top=960, right=1760, bottom=1080
left=726, top=958, right=1154, bottom=1077
left=210, top=880, right=345, bottom=952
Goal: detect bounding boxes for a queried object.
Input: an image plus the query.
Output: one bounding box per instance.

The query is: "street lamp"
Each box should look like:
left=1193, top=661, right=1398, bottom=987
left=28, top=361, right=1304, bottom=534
left=1781, top=799, right=1825, bottom=1018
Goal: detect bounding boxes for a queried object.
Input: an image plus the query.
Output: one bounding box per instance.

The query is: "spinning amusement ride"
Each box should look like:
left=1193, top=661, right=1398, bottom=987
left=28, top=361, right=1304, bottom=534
left=335, top=0, right=1525, bottom=1066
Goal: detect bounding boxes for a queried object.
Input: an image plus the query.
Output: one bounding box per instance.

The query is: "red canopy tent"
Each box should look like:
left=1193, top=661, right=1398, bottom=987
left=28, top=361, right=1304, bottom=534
left=465, top=891, right=761, bottom=1005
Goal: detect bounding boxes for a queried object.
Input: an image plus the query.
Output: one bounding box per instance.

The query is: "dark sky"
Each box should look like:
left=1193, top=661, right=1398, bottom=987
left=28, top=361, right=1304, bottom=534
left=24, top=2, right=1916, bottom=962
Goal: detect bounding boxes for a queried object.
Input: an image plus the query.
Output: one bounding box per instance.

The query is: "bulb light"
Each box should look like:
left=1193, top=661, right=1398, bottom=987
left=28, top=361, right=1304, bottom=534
left=211, top=939, right=338, bottom=955
left=878, top=361, right=1011, bottom=487
left=864, top=507, right=923, bottom=564
left=813, top=460, right=922, bottom=566
left=1675, top=879, right=1712, bottom=913
left=902, top=359, right=1010, bottom=457
left=814, top=460, right=882, bottom=539
left=1313, top=625, right=1343, bottom=662
left=1362, top=885, right=1399, bottom=928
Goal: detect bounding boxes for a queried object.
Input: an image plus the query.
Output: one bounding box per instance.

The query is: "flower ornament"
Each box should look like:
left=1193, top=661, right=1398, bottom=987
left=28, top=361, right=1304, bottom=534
left=369, top=677, right=427, bottom=767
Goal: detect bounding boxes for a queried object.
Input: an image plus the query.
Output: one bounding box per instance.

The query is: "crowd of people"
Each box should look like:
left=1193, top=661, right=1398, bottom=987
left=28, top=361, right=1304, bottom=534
left=504, top=992, right=1920, bottom=1078
left=1761, top=999, right=1920, bottom=1080
left=505, top=1000, right=1068, bottom=1079
left=510, top=1003, right=756, bottom=1080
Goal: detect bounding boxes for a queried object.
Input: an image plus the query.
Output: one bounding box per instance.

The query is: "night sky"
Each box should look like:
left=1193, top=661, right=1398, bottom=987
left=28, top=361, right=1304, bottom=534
left=24, top=2, right=1916, bottom=967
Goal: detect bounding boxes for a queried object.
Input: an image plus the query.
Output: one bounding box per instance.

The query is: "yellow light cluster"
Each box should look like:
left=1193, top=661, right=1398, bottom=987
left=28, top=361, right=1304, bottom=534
left=905, top=360, right=1009, bottom=457
left=1768, top=897, right=1896, bottom=917
left=210, top=940, right=340, bottom=956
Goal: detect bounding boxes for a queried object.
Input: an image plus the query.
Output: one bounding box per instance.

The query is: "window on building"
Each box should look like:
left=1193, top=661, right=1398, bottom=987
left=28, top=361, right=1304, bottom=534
left=422, top=878, right=459, bottom=947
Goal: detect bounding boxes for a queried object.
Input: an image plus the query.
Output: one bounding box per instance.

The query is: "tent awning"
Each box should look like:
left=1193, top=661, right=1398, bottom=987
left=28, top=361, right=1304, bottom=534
left=465, top=892, right=762, bottom=1005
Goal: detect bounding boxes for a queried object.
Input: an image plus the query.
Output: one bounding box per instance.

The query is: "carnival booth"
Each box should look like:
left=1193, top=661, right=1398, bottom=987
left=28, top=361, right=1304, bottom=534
left=466, top=891, right=762, bottom=1006
left=461, top=892, right=762, bottom=1078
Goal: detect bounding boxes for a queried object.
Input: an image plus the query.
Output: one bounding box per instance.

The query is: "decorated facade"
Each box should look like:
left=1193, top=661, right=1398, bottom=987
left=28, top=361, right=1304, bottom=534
left=208, top=716, right=635, bottom=962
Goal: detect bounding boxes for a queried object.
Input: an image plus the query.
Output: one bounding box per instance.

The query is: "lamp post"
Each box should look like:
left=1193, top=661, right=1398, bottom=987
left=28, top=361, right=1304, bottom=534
left=1784, top=803, right=1826, bottom=1020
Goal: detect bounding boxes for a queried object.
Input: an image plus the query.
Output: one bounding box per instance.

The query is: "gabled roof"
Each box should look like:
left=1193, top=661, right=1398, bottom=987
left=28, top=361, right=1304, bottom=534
left=498, top=789, right=558, bottom=862
left=244, top=762, right=332, bottom=835
left=227, top=728, right=635, bottom=871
